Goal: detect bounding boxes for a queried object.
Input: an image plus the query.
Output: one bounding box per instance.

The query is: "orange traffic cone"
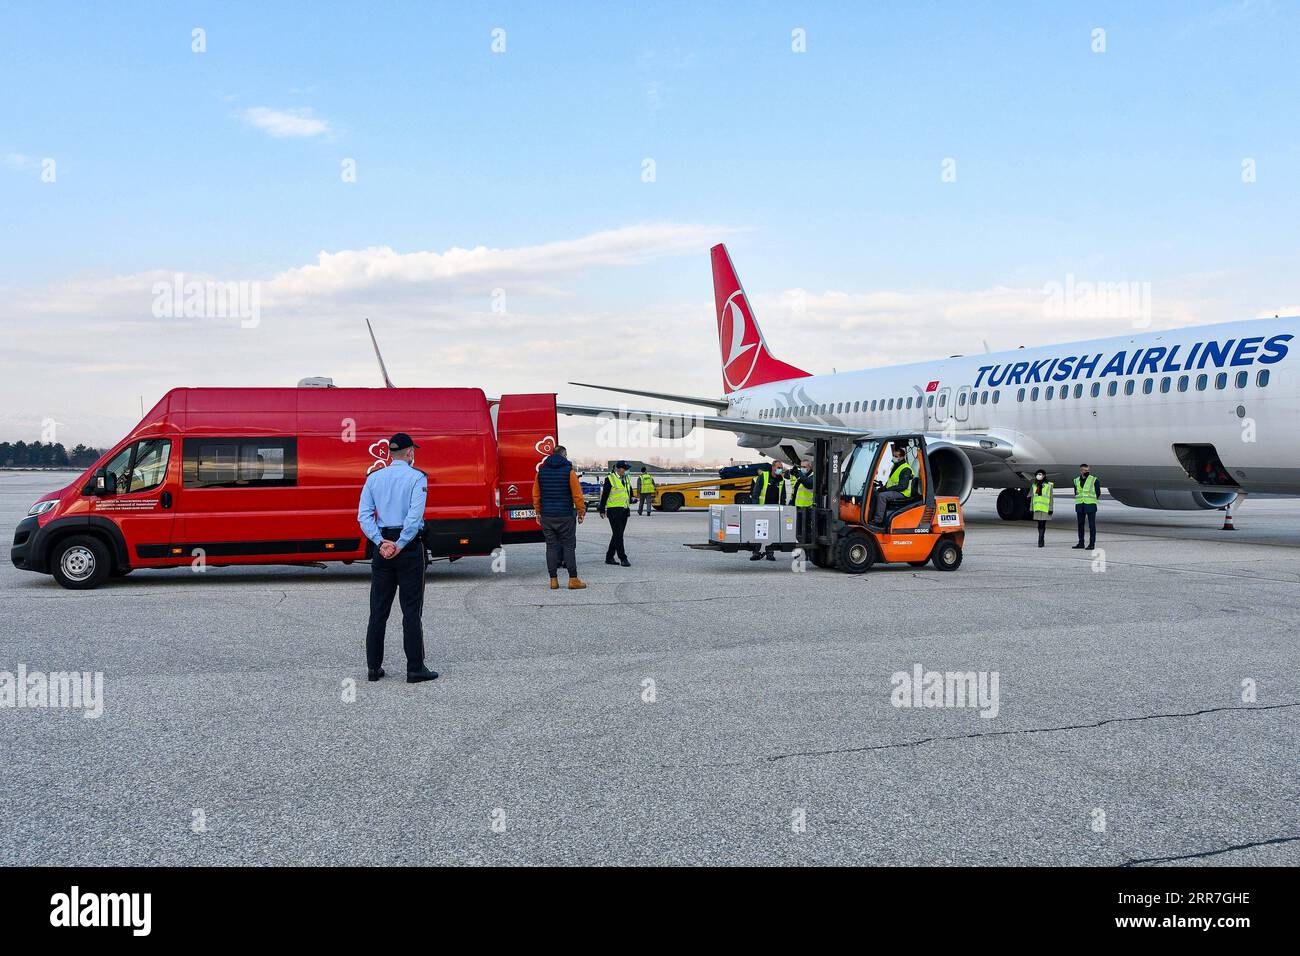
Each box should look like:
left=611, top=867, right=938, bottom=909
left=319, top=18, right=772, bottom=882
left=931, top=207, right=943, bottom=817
left=1221, top=508, right=1235, bottom=531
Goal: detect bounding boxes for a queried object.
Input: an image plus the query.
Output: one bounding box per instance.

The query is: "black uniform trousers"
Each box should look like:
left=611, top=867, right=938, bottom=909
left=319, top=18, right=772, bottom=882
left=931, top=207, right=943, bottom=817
left=1075, top=504, right=1097, bottom=548
left=366, top=529, right=426, bottom=671
left=605, top=507, right=629, bottom=560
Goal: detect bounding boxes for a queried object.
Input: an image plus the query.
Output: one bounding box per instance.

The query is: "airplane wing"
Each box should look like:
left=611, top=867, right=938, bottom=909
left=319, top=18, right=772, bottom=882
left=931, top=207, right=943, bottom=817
left=556, top=402, right=872, bottom=442
left=556, top=402, right=1017, bottom=459
left=567, top=382, right=729, bottom=411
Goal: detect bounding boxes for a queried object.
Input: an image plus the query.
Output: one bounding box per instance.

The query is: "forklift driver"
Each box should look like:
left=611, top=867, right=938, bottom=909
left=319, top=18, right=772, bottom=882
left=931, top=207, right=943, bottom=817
left=871, top=444, right=914, bottom=527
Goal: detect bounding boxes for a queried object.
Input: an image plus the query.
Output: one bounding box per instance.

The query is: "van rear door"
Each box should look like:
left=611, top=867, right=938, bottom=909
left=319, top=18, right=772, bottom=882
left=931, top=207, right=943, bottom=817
left=495, top=393, right=558, bottom=544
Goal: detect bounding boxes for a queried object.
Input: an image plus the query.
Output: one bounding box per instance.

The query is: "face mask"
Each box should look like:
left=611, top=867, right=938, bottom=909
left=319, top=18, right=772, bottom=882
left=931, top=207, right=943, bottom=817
left=1036, top=474, right=1045, bottom=481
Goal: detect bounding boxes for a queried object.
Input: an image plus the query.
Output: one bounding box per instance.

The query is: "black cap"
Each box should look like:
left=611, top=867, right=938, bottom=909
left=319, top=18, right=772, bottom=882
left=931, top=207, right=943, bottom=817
left=616, top=460, right=629, bottom=469
left=389, top=432, right=420, bottom=451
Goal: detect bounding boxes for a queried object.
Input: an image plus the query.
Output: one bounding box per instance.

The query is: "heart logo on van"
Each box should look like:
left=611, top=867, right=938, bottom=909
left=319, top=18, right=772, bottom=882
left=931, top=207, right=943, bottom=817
left=366, top=440, right=390, bottom=474
left=534, top=435, right=556, bottom=472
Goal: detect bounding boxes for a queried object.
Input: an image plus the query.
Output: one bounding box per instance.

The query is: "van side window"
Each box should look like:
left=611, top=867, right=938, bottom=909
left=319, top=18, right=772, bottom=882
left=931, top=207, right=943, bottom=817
left=183, top=438, right=297, bottom=488
left=90, top=438, right=172, bottom=495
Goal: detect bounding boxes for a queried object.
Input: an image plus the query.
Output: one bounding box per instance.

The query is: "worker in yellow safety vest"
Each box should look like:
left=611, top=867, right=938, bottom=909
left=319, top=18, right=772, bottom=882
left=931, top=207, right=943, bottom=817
left=636, top=467, right=656, bottom=516
left=871, top=445, right=914, bottom=526
left=791, top=458, right=815, bottom=541
left=1029, top=469, right=1053, bottom=548
left=749, top=461, right=789, bottom=561
left=1072, top=463, right=1100, bottom=550
left=599, top=461, right=632, bottom=566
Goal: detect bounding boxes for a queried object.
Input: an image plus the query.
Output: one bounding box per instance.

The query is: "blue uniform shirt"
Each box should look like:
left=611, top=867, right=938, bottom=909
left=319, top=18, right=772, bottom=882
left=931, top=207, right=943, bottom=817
left=357, top=459, right=427, bottom=550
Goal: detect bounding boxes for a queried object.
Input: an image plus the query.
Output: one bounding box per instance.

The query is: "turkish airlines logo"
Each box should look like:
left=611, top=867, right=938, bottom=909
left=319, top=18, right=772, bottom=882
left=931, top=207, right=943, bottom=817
left=719, top=291, right=761, bottom=391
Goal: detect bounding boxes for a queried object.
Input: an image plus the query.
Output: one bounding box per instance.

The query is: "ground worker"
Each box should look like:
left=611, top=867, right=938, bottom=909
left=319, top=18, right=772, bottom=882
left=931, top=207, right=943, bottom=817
left=749, top=460, right=788, bottom=561
left=599, top=460, right=632, bottom=566
left=532, top=444, right=586, bottom=590
left=356, top=432, right=439, bottom=685
left=871, top=444, right=913, bottom=527
left=1072, top=463, right=1100, bottom=550
left=636, top=466, right=656, bottom=516
left=792, top=458, right=815, bottom=540
left=1029, top=469, right=1053, bottom=548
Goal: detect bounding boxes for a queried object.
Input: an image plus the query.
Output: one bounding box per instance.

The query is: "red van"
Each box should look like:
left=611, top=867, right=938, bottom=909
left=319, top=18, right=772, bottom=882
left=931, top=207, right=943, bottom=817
left=10, top=387, right=557, bottom=589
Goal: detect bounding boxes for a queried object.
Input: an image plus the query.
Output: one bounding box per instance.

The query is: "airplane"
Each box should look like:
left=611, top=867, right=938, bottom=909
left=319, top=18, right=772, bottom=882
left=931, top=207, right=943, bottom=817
left=559, top=243, right=1298, bottom=519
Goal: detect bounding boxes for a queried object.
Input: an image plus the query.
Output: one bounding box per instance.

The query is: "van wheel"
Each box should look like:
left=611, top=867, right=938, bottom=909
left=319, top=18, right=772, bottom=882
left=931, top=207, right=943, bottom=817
left=835, top=532, right=876, bottom=574
left=932, top=538, right=962, bottom=571
left=51, top=535, right=111, bottom=590
left=659, top=493, right=684, bottom=512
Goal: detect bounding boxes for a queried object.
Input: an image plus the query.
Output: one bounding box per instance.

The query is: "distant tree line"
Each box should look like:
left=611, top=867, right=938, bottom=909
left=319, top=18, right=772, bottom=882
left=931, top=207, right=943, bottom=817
left=0, top=441, right=106, bottom=468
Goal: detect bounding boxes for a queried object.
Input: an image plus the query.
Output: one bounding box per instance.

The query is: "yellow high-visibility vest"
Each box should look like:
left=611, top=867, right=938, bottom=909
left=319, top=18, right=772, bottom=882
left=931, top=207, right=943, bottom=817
left=889, top=461, right=914, bottom=497
left=1031, top=481, right=1053, bottom=512
left=639, top=474, right=655, bottom=492
left=1073, top=474, right=1098, bottom=505
left=606, top=471, right=630, bottom=508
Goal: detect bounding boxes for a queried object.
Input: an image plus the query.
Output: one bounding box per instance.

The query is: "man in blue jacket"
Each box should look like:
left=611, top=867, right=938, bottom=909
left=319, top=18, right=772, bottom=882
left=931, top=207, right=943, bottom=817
left=532, top=445, right=587, bottom=589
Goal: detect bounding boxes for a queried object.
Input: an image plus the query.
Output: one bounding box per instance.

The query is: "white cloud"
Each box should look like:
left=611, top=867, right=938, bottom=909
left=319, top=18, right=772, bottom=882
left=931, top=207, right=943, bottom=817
left=239, top=106, right=332, bottom=139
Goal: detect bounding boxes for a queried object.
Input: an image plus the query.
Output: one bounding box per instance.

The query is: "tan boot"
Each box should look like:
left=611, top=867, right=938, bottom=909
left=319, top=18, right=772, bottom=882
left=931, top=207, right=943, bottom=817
left=568, top=577, right=587, bottom=589
left=549, top=577, right=559, bottom=590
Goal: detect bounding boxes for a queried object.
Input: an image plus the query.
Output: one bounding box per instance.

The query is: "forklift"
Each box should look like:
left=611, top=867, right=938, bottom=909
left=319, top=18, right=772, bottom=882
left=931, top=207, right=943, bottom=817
left=690, top=432, right=966, bottom=573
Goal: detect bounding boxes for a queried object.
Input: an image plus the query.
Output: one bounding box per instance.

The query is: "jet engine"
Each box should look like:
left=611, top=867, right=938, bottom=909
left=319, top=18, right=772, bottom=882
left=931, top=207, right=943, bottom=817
left=925, top=443, right=975, bottom=503
left=1108, top=488, right=1241, bottom=510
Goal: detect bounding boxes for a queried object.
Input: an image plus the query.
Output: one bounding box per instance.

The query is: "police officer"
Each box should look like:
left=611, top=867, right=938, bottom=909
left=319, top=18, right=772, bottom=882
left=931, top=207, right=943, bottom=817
left=599, top=460, right=632, bottom=567
left=357, top=433, right=439, bottom=684
left=1072, top=463, right=1100, bottom=550
left=749, top=460, right=789, bottom=561
left=636, top=467, right=656, bottom=516
left=871, top=444, right=914, bottom=526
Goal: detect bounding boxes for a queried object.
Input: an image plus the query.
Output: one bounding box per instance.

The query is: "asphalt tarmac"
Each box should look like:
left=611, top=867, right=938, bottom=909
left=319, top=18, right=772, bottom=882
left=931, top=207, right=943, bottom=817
left=1, top=471, right=1296, bottom=865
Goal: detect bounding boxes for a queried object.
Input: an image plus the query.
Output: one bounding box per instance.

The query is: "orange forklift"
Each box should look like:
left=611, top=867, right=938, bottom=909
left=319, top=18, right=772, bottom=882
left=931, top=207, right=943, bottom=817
left=691, top=432, right=965, bottom=573
left=805, top=433, right=965, bottom=573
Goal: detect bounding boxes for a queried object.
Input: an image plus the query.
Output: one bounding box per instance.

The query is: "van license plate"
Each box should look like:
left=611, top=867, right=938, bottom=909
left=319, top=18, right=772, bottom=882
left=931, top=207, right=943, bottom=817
left=509, top=508, right=537, bottom=520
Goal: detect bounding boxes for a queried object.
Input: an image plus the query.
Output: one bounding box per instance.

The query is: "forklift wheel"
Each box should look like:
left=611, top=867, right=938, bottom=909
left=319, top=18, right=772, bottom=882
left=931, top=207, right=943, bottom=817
left=809, top=547, right=834, bottom=569
left=835, top=532, right=876, bottom=574
left=932, top=539, right=962, bottom=571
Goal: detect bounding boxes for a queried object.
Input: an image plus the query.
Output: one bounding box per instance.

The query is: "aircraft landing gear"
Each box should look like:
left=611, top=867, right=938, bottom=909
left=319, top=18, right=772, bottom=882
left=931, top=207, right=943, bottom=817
left=997, top=488, right=1030, bottom=521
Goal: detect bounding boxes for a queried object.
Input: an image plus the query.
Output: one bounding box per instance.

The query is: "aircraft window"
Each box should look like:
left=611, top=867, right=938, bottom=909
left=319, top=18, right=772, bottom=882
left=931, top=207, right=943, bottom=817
left=1060, top=386, right=1068, bottom=399
left=1124, top=380, right=1135, bottom=395
left=1215, top=373, right=1227, bottom=389
left=1030, top=387, right=1039, bottom=401
left=870, top=400, right=876, bottom=411
left=897, top=396, right=904, bottom=407
left=1159, top=377, right=1171, bottom=393
left=1046, top=385, right=1055, bottom=400
left=1235, top=371, right=1248, bottom=388
left=838, top=403, right=845, bottom=413
left=1017, top=388, right=1026, bottom=402
left=887, top=399, right=894, bottom=410
left=980, top=391, right=988, bottom=405
left=1091, top=382, right=1101, bottom=398
left=1107, top=381, right=1118, bottom=396
left=927, top=394, right=935, bottom=408
left=992, top=390, right=1000, bottom=404
left=1196, top=374, right=1208, bottom=391
left=905, top=397, right=913, bottom=409
left=939, top=394, right=947, bottom=407
left=854, top=401, right=861, bottom=412
left=1177, top=375, right=1189, bottom=392
left=1143, top=378, right=1153, bottom=394
left=1258, top=369, right=1270, bottom=387
left=1073, top=384, right=1083, bottom=398
left=958, top=392, right=966, bottom=406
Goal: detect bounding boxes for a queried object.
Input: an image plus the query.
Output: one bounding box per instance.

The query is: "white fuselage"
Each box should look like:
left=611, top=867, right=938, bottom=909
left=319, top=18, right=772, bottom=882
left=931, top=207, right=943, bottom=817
left=724, top=317, right=1299, bottom=494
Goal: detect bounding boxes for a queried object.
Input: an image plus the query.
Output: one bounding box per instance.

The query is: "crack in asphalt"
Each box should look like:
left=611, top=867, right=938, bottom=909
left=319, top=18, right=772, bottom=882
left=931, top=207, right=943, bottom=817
left=764, top=701, right=1300, bottom=762
left=1122, top=834, right=1300, bottom=866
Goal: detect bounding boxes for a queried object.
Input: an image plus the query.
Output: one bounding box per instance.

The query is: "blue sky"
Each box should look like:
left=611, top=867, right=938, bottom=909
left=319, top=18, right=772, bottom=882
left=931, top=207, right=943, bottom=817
left=1, top=1, right=1297, bottom=456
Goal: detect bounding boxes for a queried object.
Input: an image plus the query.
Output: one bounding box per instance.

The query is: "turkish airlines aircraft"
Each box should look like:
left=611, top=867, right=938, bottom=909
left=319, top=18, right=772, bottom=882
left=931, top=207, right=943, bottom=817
left=560, top=244, right=1298, bottom=518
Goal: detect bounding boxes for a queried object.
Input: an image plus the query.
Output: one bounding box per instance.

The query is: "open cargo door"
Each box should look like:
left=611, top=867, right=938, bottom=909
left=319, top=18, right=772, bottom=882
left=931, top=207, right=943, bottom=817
left=496, top=393, right=558, bottom=544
